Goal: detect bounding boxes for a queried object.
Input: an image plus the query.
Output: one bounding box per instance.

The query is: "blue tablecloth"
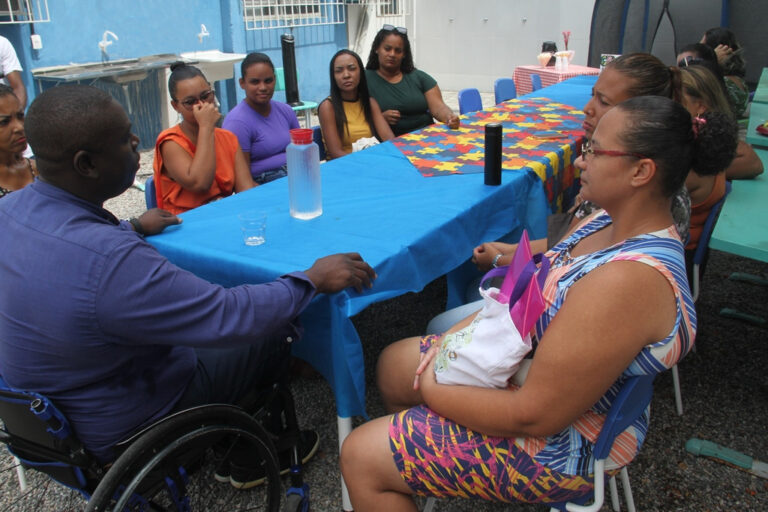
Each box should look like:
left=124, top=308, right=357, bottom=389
left=147, top=76, right=595, bottom=418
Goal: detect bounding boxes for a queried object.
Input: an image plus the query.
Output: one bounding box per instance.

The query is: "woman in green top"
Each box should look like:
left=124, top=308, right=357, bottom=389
left=365, top=25, right=459, bottom=136
left=701, top=27, right=749, bottom=118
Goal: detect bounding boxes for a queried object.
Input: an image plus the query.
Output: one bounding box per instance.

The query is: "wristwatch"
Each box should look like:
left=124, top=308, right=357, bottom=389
left=492, top=253, right=503, bottom=268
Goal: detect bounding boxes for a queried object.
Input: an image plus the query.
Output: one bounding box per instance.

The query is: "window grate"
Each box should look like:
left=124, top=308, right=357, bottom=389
left=243, top=0, right=346, bottom=31
left=374, top=0, right=409, bottom=17
left=0, top=0, right=50, bottom=24
left=347, top=0, right=410, bottom=17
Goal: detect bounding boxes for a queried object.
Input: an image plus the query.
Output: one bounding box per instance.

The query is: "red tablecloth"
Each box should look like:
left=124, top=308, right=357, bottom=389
left=514, top=64, right=600, bottom=96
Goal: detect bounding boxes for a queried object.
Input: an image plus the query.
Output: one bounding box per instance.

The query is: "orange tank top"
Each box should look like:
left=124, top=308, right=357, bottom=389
left=153, top=125, right=239, bottom=215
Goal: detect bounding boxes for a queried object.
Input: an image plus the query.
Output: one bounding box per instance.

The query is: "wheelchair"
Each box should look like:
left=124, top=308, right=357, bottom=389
left=0, top=375, right=310, bottom=511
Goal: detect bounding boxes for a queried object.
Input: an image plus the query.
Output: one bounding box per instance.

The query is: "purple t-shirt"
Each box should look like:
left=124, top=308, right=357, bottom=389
left=223, top=100, right=300, bottom=178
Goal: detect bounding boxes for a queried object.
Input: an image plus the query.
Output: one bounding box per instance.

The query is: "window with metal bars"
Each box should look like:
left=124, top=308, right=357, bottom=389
left=0, top=0, right=50, bottom=24
left=243, top=0, right=346, bottom=30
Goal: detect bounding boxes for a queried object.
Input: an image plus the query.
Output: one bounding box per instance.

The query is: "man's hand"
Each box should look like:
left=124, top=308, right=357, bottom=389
left=304, top=252, right=376, bottom=294
left=135, top=209, right=182, bottom=236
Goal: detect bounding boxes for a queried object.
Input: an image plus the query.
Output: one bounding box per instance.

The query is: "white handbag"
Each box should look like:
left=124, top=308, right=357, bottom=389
left=434, top=232, right=550, bottom=388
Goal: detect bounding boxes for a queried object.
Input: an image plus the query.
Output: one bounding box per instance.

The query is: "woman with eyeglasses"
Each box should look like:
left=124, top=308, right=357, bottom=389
left=318, top=49, right=394, bottom=160
left=341, top=95, right=735, bottom=512
left=0, top=84, right=35, bottom=200
left=153, top=62, right=254, bottom=215
left=472, top=53, right=692, bottom=277
left=365, top=25, right=459, bottom=136
left=222, top=52, right=300, bottom=183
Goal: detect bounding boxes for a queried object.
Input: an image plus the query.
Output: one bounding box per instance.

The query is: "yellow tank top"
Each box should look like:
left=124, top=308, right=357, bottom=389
left=336, top=99, right=373, bottom=153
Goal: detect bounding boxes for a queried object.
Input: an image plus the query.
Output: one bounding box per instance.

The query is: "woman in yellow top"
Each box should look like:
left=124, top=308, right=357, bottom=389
left=154, top=63, right=254, bottom=214
left=318, top=50, right=394, bottom=160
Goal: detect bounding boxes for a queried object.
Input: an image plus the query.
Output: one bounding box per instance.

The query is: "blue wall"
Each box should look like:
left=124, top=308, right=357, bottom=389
left=0, top=0, right=346, bottom=145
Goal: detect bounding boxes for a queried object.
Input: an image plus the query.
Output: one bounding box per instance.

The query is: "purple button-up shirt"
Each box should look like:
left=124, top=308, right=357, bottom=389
left=0, top=180, right=315, bottom=461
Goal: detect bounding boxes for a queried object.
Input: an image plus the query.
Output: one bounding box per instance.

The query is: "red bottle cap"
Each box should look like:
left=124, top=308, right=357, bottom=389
left=290, top=128, right=313, bottom=144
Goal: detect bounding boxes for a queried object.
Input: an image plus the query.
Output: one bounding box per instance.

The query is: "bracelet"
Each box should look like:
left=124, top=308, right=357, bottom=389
left=129, top=217, right=144, bottom=236
left=492, top=253, right=503, bottom=268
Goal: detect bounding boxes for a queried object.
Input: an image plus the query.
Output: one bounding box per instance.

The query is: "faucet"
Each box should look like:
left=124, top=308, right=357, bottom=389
left=197, top=24, right=210, bottom=43
left=99, top=30, right=119, bottom=61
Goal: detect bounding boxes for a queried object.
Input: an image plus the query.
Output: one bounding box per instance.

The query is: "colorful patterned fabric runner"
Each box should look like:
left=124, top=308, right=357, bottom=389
left=391, top=97, right=586, bottom=211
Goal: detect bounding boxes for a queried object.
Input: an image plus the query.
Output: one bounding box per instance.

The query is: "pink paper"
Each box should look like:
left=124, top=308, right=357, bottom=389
left=510, top=272, right=547, bottom=335
left=498, top=230, right=533, bottom=303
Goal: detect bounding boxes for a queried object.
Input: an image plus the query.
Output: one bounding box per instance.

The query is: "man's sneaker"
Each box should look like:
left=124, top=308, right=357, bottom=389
left=229, top=429, right=320, bottom=490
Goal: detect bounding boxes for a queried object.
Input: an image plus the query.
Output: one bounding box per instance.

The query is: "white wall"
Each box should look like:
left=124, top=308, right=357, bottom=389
left=412, top=0, right=595, bottom=92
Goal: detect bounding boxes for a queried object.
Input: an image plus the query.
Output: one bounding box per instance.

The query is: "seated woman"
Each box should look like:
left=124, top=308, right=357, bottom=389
left=680, top=64, right=758, bottom=264
left=0, top=84, right=36, bottom=199
left=701, top=27, right=749, bottom=118
left=475, top=53, right=691, bottom=277
left=154, top=63, right=254, bottom=215
left=222, top=52, right=300, bottom=183
left=318, top=49, right=394, bottom=160
left=340, top=96, right=736, bottom=510
left=365, top=25, right=459, bottom=136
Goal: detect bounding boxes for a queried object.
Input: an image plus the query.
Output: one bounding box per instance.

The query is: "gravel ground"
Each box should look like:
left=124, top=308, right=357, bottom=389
left=2, top=92, right=767, bottom=510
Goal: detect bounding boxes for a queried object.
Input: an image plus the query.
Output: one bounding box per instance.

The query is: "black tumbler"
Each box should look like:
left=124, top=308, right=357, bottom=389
left=484, top=123, right=502, bottom=186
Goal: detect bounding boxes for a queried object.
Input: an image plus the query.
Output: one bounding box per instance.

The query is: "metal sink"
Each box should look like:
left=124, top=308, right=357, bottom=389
left=32, top=54, right=180, bottom=84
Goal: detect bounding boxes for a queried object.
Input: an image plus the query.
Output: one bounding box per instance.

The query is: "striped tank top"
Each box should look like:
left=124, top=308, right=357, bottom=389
left=518, top=210, right=697, bottom=476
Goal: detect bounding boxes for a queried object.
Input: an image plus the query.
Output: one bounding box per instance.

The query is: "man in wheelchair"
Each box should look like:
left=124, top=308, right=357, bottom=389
left=0, top=85, right=376, bottom=490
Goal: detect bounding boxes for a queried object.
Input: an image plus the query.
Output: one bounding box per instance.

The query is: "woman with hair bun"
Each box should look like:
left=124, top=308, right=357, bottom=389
left=153, top=62, right=254, bottom=214
left=341, top=95, right=736, bottom=511
left=223, top=52, right=300, bottom=183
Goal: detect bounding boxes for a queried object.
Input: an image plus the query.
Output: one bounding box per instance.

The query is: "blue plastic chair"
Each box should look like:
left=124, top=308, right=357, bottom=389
left=548, top=374, right=654, bottom=512
left=530, top=73, right=543, bottom=92
left=144, top=176, right=157, bottom=209
left=423, top=374, right=654, bottom=512
left=669, top=181, right=732, bottom=416
left=494, top=78, right=517, bottom=104
left=458, top=88, right=482, bottom=115
left=311, top=125, right=327, bottom=161
left=690, top=180, right=732, bottom=302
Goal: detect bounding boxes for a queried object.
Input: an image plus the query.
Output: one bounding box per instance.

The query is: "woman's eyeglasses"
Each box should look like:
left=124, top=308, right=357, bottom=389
left=179, top=89, right=216, bottom=109
left=382, top=24, right=407, bottom=35
left=582, top=140, right=646, bottom=160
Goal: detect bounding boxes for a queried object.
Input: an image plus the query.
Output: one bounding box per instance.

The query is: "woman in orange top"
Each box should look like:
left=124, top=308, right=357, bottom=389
left=154, top=63, right=254, bottom=214
left=679, top=64, right=758, bottom=252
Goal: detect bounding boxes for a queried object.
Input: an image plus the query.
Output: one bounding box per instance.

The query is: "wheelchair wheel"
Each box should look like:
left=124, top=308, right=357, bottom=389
left=86, top=404, right=281, bottom=512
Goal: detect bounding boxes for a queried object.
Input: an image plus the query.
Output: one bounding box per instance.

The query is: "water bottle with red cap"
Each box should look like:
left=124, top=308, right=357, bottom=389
left=286, top=128, right=322, bottom=220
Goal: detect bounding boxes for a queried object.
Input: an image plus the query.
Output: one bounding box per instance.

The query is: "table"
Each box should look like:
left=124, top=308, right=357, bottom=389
left=147, top=77, right=592, bottom=509
left=751, top=68, right=768, bottom=105
left=746, top=101, right=768, bottom=149
left=514, top=64, right=600, bottom=96
left=711, top=148, right=768, bottom=262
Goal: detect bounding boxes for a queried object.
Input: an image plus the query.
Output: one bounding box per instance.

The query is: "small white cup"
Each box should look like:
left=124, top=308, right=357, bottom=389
left=238, top=211, right=267, bottom=246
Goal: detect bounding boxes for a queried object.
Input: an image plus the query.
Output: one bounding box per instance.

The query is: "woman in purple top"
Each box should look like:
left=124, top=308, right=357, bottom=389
left=223, top=53, right=300, bottom=184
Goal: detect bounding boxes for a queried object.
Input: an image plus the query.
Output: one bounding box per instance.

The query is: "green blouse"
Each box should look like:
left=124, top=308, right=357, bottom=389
left=365, top=68, right=437, bottom=136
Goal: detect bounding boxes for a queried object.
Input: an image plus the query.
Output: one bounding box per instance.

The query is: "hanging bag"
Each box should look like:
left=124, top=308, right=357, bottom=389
left=434, top=231, right=550, bottom=388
